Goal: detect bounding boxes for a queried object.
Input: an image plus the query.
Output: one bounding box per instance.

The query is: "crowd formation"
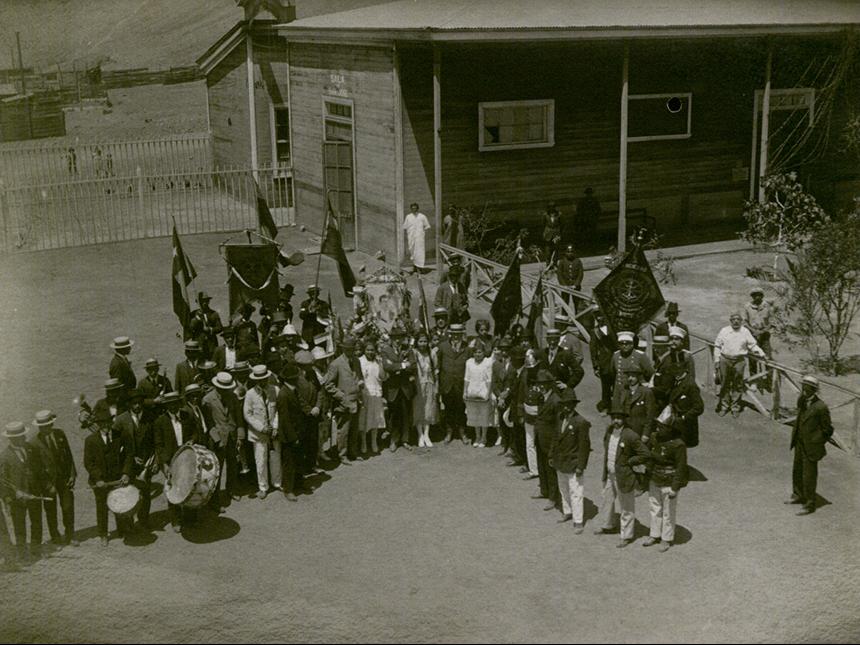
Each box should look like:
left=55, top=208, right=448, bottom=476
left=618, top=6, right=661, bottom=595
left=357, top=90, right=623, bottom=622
left=0, top=265, right=835, bottom=566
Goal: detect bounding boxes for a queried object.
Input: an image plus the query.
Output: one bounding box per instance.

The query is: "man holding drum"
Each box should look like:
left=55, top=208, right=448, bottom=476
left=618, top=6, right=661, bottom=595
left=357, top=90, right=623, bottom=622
left=115, top=389, right=155, bottom=530
left=153, top=392, right=199, bottom=531
left=83, top=408, right=130, bottom=546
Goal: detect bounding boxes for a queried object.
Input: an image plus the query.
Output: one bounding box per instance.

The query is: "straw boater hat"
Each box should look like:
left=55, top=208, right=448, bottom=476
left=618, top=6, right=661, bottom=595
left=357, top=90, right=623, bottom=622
left=144, top=357, right=160, bottom=369
left=449, top=323, right=465, bottom=334
left=110, top=336, right=134, bottom=351
left=160, top=391, right=181, bottom=405
left=104, top=378, right=123, bottom=391
left=3, top=421, right=26, bottom=438
left=546, top=328, right=561, bottom=337
left=184, top=383, right=203, bottom=398
left=34, top=410, right=56, bottom=427
left=212, top=372, right=236, bottom=390
left=249, top=364, right=272, bottom=381
left=307, top=284, right=320, bottom=293
left=184, top=340, right=202, bottom=353
left=230, top=361, right=251, bottom=375
left=199, top=360, right=217, bottom=373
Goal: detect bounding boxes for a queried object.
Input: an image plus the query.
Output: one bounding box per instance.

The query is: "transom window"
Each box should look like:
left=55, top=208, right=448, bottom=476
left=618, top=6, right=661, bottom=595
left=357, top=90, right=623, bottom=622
left=479, top=99, right=555, bottom=151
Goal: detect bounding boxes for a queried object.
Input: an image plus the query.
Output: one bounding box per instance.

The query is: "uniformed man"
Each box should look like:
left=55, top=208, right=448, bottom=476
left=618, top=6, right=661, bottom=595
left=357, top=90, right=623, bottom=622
left=32, top=410, right=78, bottom=546
left=84, top=408, right=130, bottom=545
left=299, top=285, right=330, bottom=346
left=653, top=327, right=696, bottom=408
left=786, top=375, right=834, bottom=515
left=557, top=244, right=584, bottom=311
left=189, top=291, right=223, bottom=359
left=608, top=331, right=653, bottom=408
left=108, top=336, right=137, bottom=390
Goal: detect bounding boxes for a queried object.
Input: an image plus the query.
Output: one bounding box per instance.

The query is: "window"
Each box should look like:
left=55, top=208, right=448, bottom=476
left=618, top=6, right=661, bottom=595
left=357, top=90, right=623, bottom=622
left=324, top=98, right=354, bottom=143
left=478, top=99, right=555, bottom=151
left=627, top=93, right=693, bottom=142
left=273, top=105, right=290, bottom=165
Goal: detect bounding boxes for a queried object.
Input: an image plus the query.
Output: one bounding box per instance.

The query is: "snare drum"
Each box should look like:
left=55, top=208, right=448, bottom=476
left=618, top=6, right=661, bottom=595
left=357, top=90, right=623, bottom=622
left=107, top=485, right=140, bottom=518
left=165, top=443, right=221, bottom=508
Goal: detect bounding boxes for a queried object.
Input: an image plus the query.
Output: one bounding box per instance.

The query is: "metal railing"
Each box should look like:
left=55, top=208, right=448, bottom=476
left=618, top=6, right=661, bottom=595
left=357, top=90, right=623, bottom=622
left=440, top=241, right=860, bottom=456
left=0, top=165, right=295, bottom=252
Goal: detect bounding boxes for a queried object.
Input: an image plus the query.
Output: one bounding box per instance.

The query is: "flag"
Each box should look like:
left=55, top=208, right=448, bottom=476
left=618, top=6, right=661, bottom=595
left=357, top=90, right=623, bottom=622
left=254, top=178, right=278, bottom=240
left=490, top=252, right=522, bottom=337
left=224, top=242, right=280, bottom=315
left=416, top=274, right=431, bottom=334
left=526, top=275, right=545, bottom=349
left=321, top=195, right=356, bottom=296
left=592, top=246, right=665, bottom=334
left=172, top=224, right=197, bottom=336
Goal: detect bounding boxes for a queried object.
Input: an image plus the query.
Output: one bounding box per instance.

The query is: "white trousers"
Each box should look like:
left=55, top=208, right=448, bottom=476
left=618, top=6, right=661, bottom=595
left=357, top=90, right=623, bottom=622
left=648, top=483, right=678, bottom=542
left=253, top=438, right=282, bottom=493
left=556, top=471, right=585, bottom=524
left=599, top=474, right=636, bottom=540
left=524, top=422, right=539, bottom=476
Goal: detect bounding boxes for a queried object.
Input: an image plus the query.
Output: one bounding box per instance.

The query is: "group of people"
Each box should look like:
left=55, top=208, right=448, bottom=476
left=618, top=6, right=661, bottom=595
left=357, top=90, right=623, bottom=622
left=0, top=263, right=835, bottom=565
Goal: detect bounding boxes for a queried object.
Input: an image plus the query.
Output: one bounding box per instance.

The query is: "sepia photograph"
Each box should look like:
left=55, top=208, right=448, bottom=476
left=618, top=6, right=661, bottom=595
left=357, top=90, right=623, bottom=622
left=0, top=0, right=859, bottom=642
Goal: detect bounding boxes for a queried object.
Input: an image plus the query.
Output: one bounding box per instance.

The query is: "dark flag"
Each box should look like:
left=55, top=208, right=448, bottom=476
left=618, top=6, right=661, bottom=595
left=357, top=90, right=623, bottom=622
left=416, top=274, right=431, bottom=334
left=490, top=252, right=522, bottom=337
left=321, top=196, right=356, bottom=296
left=592, top=245, right=665, bottom=333
left=224, top=242, right=280, bottom=315
left=526, top=274, right=545, bottom=348
left=172, top=224, right=197, bottom=336
left=254, top=178, right=278, bottom=240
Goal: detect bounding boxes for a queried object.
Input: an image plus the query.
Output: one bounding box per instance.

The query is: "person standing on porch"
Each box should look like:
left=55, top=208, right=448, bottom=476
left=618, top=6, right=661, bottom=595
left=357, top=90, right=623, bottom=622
left=404, top=202, right=431, bottom=272
left=713, top=313, right=765, bottom=417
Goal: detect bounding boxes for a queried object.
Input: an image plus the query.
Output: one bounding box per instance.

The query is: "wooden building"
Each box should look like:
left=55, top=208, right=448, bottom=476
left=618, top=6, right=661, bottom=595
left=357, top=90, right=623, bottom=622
left=198, top=0, right=860, bottom=262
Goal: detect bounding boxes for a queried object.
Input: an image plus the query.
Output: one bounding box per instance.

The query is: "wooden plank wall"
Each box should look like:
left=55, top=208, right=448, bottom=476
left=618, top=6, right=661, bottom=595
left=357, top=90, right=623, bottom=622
left=207, top=45, right=252, bottom=169
left=289, top=42, right=397, bottom=256
left=402, top=41, right=765, bottom=233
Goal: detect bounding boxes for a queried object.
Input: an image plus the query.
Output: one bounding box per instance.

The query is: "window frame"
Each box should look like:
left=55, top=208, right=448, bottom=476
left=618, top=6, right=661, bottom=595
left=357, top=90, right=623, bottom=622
left=269, top=103, right=291, bottom=168
left=627, top=92, right=693, bottom=142
left=478, top=99, right=555, bottom=152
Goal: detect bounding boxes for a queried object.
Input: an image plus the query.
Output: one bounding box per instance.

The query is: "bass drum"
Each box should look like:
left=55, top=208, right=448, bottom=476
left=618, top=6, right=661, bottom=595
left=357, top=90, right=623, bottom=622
left=165, top=443, right=221, bottom=508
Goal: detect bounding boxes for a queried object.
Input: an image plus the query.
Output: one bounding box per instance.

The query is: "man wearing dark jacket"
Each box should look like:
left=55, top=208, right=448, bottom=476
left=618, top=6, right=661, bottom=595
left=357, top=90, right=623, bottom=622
left=590, top=314, right=617, bottom=414
left=277, top=363, right=305, bottom=501
left=668, top=370, right=704, bottom=448
left=546, top=328, right=584, bottom=392
left=108, top=336, right=137, bottom=390
left=114, top=390, right=154, bottom=529
left=31, top=409, right=78, bottom=546
left=549, top=389, right=591, bottom=533
left=643, top=421, right=688, bottom=552
left=618, top=366, right=656, bottom=442
left=787, top=375, right=834, bottom=515
left=83, top=408, right=130, bottom=545
left=174, top=340, right=202, bottom=397
left=153, top=392, right=199, bottom=531
left=437, top=324, right=470, bottom=444
left=203, top=372, right=244, bottom=506
left=533, top=370, right=562, bottom=513
left=1, top=421, right=47, bottom=562
left=595, top=406, right=651, bottom=548
left=379, top=327, right=417, bottom=451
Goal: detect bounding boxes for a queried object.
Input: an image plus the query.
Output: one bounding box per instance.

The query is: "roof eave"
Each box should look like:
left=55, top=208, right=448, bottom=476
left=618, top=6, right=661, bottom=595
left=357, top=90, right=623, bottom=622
left=197, top=20, right=279, bottom=76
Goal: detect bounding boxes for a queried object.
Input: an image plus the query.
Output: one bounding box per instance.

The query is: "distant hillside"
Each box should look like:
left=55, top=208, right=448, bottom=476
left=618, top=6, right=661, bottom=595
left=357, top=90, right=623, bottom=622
left=0, top=0, right=390, bottom=72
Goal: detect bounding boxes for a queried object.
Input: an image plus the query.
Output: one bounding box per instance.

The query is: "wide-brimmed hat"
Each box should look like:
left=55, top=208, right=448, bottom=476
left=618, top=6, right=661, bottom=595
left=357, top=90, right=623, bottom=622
left=110, top=336, right=134, bottom=351
left=199, top=360, right=217, bottom=372
left=449, top=324, right=465, bottom=334
left=3, top=421, right=26, bottom=437
left=249, top=364, right=272, bottom=381
left=184, top=340, right=202, bottom=352
left=92, top=408, right=113, bottom=426
left=104, top=378, right=123, bottom=391
left=666, top=302, right=680, bottom=314
left=160, top=391, right=181, bottom=405
left=34, top=409, right=56, bottom=427
left=559, top=389, right=579, bottom=405
left=535, top=369, right=555, bottom=384
left=294, top=350, right=314, bottom=366
left=144, top=357, right=160, bottom=369
left=280, top=283, right=295, bottom=295
left=198, top=291, right=212, bottom=302
left=212, top=371, right=236, bottom=390
left=616, top=331, right=634, bottom=343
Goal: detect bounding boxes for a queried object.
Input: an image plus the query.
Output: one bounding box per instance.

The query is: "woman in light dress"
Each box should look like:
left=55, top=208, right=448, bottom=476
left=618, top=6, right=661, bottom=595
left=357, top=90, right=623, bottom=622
left=464, top=344, right=494, bottom=448
left=412, top=332, right=439, bottom=447
left=358, top=343, right=386, bottom=455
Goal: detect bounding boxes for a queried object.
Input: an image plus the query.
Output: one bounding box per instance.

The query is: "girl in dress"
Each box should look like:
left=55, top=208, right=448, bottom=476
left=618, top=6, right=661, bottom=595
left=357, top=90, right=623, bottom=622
left=412, top=332, right=439, bottom=447
left=464, top=344, right=494, bottom=448
left=359, top=343, right=386, bottom=454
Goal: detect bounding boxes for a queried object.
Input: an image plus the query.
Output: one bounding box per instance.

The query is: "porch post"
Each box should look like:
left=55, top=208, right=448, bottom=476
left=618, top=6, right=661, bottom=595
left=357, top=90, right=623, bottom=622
left=433, top=46, right=443, bottom=279
left=245, top=23, right=259, bottom=180
left=618, top=44, right=629, bottom=254
left=758, top=44, right=773, bottom=203
left=393, top=44, right=405, bottom=266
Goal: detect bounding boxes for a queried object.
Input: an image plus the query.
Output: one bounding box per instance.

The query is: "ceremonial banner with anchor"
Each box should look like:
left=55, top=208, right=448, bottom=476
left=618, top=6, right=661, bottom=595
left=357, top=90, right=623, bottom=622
left=593, top=245, right=665, bottom=333
left=223, top=241, right=281, bottom=315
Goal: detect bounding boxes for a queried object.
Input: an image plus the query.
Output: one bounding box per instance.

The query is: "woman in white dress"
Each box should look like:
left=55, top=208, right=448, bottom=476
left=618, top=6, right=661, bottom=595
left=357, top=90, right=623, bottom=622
left=403, top=202, right=431, bottom=270
left=359, top=343, right=386, bottom=454
left=464, top=344, right=494, bottom=447
left=412, top=332, right=439, bottom=447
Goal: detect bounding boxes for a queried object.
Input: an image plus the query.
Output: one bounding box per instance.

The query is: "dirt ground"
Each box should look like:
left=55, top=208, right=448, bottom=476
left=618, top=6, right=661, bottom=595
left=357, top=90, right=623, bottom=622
left=1, top=234, right=859, bottom=643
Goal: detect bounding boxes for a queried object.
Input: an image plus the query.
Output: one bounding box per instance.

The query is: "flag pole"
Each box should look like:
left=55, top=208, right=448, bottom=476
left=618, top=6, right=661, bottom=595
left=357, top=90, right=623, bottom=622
left=315, top=191, right=332, bottom=288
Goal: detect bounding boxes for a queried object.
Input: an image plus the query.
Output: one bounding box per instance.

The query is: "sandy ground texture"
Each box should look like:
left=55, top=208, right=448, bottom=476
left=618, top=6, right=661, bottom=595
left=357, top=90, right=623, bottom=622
left=1, top=234, right=859, bottom=643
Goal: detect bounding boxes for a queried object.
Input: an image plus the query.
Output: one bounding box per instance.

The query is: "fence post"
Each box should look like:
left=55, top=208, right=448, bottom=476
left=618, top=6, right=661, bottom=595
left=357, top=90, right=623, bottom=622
left=136, top=166, right=145, bottom=237
left=771, top=368, right=781, bottom=420
left=705, top=344, right=715, bottom=391
left=854, top=397, right=860, bottom=458
left=0, top=180, right=8, bottom=252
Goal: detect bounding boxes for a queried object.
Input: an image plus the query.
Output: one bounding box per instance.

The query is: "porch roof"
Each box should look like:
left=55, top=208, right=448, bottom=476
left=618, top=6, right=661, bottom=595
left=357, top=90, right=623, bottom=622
left=276, top=0, right=860, bottom=42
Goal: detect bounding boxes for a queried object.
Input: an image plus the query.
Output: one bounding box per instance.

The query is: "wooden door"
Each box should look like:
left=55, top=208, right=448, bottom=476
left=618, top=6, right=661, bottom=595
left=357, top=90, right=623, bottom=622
left=322, top=140, right=355, bottom=249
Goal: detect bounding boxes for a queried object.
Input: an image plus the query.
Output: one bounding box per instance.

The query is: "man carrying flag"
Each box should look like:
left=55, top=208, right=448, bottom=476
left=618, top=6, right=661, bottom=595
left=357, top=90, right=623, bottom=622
left=254, top=178, right=278, bottom=240
left=527, top=275, right=545, bottom=349
left=320, top=194, right=356, bottom=297
left=490, top=250, right=522, bottom=339
left=172, top=223, right=197, bottom=338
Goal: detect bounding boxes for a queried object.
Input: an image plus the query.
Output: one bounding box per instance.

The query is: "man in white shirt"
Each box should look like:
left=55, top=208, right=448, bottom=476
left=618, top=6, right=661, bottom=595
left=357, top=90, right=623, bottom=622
left=713, top=312, right=765, bottom=417
left=243, top=365, right=282, bottom=499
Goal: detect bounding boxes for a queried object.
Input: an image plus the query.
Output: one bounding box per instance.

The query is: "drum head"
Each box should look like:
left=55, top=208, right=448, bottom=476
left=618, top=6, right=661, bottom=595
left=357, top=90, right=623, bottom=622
left=107, top=485, right=140, bottom=515
left=166, top=445, right=197, bottom=505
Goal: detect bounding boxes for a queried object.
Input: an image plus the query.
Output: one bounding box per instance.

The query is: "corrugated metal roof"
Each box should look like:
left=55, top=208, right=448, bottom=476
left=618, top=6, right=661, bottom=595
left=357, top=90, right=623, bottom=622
left=280, top=0, right=860, bottom=31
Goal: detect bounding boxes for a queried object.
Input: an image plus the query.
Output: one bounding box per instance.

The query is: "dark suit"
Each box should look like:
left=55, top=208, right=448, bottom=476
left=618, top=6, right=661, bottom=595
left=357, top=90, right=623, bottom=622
left=668, top=379, right=704, bottom=447
left=550, top=412, right=591, bottom=474
left=599, top=425, right=650, bottom=538
left=654, top=349, right=696, bottom=407
left=189, top=308, right=223, bottom=358
left=138, top=373, right=172, bottom=420
left=114, top=410, right=154, bottom=524
left=84, top=430, right=128, bottom=537
left=546, top=346, right=584, bottom=390
left=32, top=428, right=77, bottom=541
left=202, top=389, right=243, bottom=499
left=174, top=359, right=199, bottom=397
left=295, top=373, right=321, bottom=473
left=437, top=339, right=470, bottom=435
left=277, top=383, right=304, bottom=494
left=109, top=353, right=137, bottom=390
left=0, top=444, right=46, bottom=551
left=379, top=342, right=417, bottom=447
left=434, top=281, right=470, bottom=324
left=649, top=437, right=688, bottom=492
left=153, top=411, right=199, bottom=525
left=534, top=390, right=562, bottom=507
left=790, top=395, right=833, bottom=511
left=492, top=359, right=516, bottom=449
left=619, top=385, right=657, bottom=441
left=589, top=326, right=617, bottom=411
